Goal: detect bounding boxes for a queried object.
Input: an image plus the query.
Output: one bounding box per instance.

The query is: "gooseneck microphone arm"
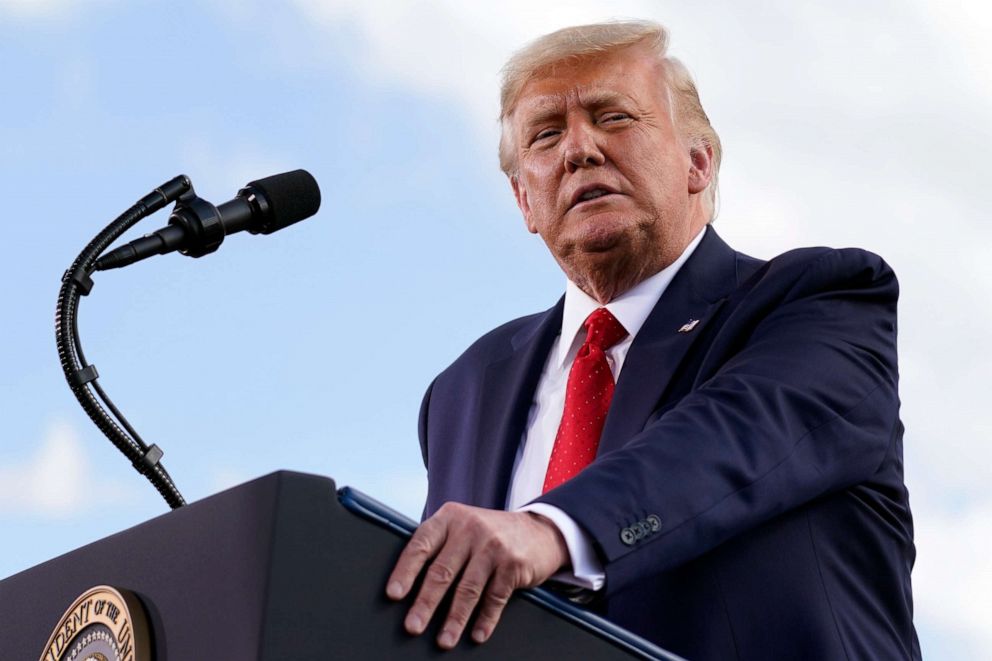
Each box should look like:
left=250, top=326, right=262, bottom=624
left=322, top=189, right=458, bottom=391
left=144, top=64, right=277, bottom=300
left=55, top=169, right=321, bottom=511
left=56, top=176, right=192, bottom=509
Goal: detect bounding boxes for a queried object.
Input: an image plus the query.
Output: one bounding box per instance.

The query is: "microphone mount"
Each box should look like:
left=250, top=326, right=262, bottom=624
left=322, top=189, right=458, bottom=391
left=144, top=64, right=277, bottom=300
left=94, top=169, right=319, bottom=271
left=93, top=184, right=230, bottom=271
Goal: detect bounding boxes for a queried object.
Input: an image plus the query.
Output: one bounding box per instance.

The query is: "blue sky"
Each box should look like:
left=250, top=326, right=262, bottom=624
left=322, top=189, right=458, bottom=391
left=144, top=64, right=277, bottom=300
left=1, top=1, right=989, bottom=656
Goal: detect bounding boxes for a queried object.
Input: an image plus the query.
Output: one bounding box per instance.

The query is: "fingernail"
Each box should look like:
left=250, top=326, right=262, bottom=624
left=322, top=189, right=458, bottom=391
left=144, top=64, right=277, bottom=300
left=472, top=627, right=488, bottom=643
left=386, top=581, right=403, bottom=599
left=439, top=631, right=456, bottom=648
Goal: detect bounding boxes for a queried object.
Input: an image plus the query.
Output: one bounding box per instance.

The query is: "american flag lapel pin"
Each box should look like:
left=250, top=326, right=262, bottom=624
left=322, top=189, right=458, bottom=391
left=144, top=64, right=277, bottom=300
left=678, top=318, right=700, bottom=333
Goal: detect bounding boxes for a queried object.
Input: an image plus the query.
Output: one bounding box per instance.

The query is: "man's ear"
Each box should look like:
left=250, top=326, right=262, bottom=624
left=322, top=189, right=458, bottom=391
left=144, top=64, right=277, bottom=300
left=687, top=141, right=714, bottom=195
left=510, top=176, right=538, bottom=234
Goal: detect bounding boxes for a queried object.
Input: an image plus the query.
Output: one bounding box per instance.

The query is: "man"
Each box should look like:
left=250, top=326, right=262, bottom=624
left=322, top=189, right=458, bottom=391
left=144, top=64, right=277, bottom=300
left=387, top=20, right=919, bottom=660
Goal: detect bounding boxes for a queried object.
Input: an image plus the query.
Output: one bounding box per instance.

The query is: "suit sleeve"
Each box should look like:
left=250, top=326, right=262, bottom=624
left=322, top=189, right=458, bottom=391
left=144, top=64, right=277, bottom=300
left=418, top=377, right=436, bottom=469
left=535, top=248, right=901, bottom=595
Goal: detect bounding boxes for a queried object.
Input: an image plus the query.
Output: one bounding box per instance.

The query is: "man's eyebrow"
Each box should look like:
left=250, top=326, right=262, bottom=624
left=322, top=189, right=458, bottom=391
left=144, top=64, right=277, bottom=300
left=517, top=89, right=637, bottom=127
left=576, top=89, right=636, bottom=109
left=517, top=97, right=566, bottom=128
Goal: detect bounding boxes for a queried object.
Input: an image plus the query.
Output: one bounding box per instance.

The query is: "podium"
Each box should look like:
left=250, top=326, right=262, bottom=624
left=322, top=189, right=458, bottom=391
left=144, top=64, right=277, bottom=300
left=0, top=471, right=680, bottom=659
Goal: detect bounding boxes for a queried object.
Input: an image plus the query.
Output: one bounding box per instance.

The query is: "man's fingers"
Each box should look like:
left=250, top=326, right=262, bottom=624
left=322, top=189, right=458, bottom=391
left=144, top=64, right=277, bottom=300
left=386, top=518, right=447, bottom=601
left=470, top=569, right=515, bottom=644
left=404, top=544, right=471, bottom=635
left=436, top=556, right=494, bottom=649
left=386, top=506, right=566, bottom=647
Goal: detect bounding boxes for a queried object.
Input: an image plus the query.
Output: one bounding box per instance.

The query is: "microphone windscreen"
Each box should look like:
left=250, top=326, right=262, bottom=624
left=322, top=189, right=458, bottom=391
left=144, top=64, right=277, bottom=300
left=246, top=169, right=321, bottom=234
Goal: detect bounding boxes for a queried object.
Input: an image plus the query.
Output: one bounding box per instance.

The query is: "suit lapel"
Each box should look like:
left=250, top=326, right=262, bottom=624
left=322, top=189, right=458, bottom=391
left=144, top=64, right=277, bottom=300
left=598, top=227, right=741, bottom=455
left=471, top=299, right=564, bottom=510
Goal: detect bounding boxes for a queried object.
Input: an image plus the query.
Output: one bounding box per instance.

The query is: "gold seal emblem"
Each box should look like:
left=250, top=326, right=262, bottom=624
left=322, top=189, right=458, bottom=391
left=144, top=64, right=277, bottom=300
left=39, top=585, right=151, bottom=661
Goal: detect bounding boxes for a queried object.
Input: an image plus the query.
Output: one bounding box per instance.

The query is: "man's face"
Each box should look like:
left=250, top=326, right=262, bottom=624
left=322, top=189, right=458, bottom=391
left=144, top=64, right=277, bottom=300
left=509, top=45, right=711, bottom=298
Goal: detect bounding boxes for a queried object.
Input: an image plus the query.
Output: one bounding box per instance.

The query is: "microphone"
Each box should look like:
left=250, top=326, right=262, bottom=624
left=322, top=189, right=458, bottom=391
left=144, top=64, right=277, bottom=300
left=95, top=169, right=321, bottom=271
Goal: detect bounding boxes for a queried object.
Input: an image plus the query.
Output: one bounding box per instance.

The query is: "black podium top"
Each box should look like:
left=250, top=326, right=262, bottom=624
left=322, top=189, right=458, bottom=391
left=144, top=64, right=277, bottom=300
left=0, top=471, right=681, bottom=660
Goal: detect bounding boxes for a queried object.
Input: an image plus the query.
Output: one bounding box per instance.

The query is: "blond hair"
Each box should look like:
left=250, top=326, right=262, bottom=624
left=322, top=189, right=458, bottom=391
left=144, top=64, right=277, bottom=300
left=498, top=20, right=722, bottom=218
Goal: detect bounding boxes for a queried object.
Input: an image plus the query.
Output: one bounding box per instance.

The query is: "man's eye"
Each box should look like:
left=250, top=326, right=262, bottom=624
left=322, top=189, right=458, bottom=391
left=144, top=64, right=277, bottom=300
left=601, top=113, right=631, bottom=123
left=533, top=129, right=560, bottom=142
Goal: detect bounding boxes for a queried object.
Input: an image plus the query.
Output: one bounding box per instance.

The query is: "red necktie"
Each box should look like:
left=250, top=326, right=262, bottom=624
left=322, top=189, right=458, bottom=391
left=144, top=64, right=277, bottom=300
left=543, top=307, right=628, bottom=493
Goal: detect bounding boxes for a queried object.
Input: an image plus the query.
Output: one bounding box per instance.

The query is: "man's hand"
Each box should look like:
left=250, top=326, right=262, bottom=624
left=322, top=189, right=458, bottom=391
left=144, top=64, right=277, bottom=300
left=385, top=502, right=569, bottom=649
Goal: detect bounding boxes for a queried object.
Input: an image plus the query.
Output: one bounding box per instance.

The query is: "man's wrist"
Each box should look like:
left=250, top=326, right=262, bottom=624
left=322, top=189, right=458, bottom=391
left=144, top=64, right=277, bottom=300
left=525, top=511, right=570, bottom=572
left=517, top=503, right=606, bottom=590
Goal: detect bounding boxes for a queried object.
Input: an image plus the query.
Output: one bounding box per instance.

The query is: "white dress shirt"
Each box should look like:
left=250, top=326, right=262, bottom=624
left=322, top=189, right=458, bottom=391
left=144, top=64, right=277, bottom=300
left=506, top=229, right=706, bottom=589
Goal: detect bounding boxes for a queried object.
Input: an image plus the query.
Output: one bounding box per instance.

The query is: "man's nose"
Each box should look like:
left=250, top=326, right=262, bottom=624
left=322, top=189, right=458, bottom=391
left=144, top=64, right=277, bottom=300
left=563, top=124, right=605, bottom=172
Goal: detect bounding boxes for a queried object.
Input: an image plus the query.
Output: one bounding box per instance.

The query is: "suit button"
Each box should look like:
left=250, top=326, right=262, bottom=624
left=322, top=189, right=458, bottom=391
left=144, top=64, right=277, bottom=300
left=646, top=515, right=662, bottom=532
left=620, top=527, right=636, bottom=545
left=633, top=522, right=647, bottom=539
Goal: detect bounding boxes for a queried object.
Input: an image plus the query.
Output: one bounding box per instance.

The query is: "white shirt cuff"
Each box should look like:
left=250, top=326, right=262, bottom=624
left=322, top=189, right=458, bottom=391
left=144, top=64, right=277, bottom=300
left=518, top=502, right=605, bottom=591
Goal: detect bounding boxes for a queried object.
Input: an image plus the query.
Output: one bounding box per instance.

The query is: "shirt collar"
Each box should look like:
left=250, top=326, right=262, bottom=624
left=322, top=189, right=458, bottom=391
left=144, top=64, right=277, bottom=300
left=555, top=228, right=707, bottom=369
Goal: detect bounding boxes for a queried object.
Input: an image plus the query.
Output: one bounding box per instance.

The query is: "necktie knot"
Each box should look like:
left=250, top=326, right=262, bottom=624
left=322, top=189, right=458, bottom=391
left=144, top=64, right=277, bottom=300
left=583, top=307, right=628, bottom=351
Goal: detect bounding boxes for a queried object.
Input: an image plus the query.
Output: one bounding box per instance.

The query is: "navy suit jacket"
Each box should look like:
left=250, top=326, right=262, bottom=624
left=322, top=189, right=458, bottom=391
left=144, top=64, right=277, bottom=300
left=419, top=227, right=919, bottom=660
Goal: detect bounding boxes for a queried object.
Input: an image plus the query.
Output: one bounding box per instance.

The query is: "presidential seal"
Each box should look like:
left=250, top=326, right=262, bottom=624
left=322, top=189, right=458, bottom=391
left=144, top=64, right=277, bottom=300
left=39, top=585, right=151, bottom=661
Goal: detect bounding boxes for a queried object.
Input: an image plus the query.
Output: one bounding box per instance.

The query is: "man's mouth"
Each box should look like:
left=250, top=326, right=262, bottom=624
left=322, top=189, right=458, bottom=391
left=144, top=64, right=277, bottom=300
left=580, top=189, right=610, bottom=201
left=570, top=185, right=619, bottom=209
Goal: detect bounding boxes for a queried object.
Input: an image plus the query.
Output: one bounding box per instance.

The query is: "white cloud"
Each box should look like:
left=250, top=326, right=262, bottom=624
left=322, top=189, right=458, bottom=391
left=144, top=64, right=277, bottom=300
left=913, top=502, right=992, bottom=655
left=0, top=421, right=134, bottom=518
left=0, top=0, right=112, bottom=19
left=0, top=0, right=69, bottom=16
left=914, top=0, right=992, bottom=108
left=290, top=0, right=661, bottom=150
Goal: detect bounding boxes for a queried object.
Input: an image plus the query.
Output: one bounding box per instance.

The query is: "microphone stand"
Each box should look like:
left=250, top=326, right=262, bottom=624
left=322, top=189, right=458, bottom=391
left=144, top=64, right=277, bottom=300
left=55, top=175, right=192, bottom=509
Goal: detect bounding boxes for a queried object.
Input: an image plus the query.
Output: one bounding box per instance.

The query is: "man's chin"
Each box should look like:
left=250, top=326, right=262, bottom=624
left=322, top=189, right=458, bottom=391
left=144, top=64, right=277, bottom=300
left=575, top=230, right=626, bottom=254
left=564, top=211, right=640, bottom=254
